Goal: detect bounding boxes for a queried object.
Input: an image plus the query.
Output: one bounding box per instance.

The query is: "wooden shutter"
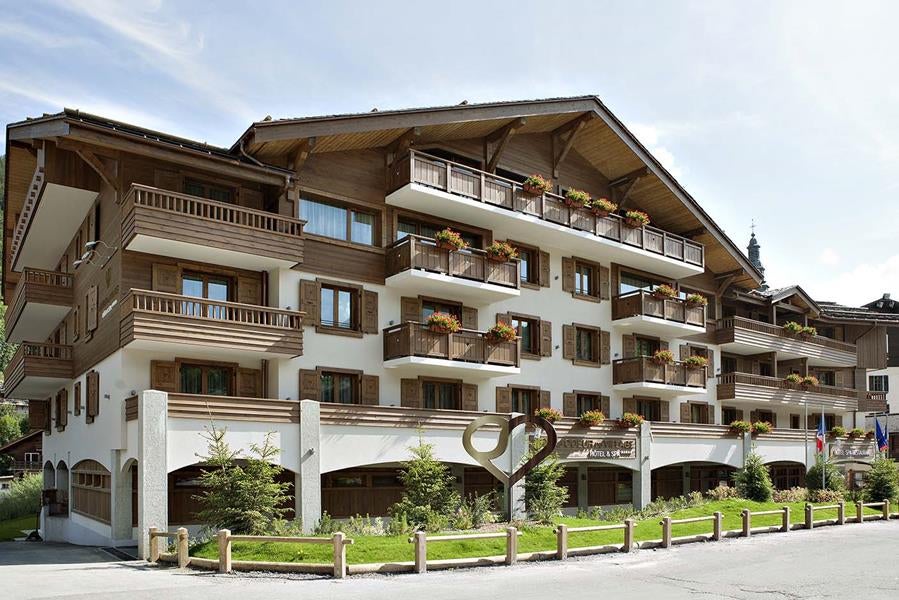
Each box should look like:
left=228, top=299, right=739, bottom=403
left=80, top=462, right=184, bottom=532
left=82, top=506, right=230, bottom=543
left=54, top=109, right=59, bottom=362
left=237, top=276, right=261, bottom=305
left=361, top=375, right=379, bottom=406
left=496, top=386, right=512, bottom=413
left=29, top=400, right=50, bottom=431
left=150, top=361, right=179, bottom=392
left=538, top=250, right=550, bottom=287
left=680, top=344, right=689, bottom=360
left=496, top=313, right=512, bottom=326
left=56, top=389, right=68, bottom=430
left=735, top=408, right=744, bottom=422
left=600, top=330, right=611, bottom=365
left=361, top=290, right=379, bottom=334
left=561, top=257, right=575, bottom=292
left=623, top=334, right=636, bottom=358
left=562, top=325, right=576, bottom=360
left=461, top=306, right=478, bottom=330
left=239, top=187, right=264, bottom=210
left=707, top=349, right=715, bottom=379
left=461, top=384, right=478, bottom=411
left=563, top=392, right=576, bottom=417
left=73, top=381, right=82, bottom=416
left=154, top=169, right=181, bottom=191
left=401, top=296, right=421, bottom=323
left=400, top=378, right=420, bottom=408
left=299, top=369, right=321, bottom=401
left=86, top=371, right=100, bottom=424
left=660, top=400, right=670, bottom=422
left=86, top=285, right=98, bottom=332
left=600, top=395, right=610, bottom=416
left=237, top=368, right=262, bottom=398
left=300, top=280, right=321, bottom=326
left=835, top=415, right=843, bottom=427
left=659, top=340, right=669, bottom=351
left=539, top=390, right=550, bottom=409
left=622, top=397, right=636, bottom=415
left=539, top=320, right=553, bottom=357
left=151, top=263, right=180, bottom=294
left=833, top=370, right=844, bottom=388
left=599, top=266, right=610, bottom=300
left=679, top=402, right=691, bottom=423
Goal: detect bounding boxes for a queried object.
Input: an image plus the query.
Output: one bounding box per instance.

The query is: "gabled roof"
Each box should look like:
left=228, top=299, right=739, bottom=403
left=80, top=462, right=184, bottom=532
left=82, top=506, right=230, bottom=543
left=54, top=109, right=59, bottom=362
left=745, top=284, right=821, bottom=317
left=0, top=429, right=41, bottom=455
left=819, top=301, right=899, bottom=324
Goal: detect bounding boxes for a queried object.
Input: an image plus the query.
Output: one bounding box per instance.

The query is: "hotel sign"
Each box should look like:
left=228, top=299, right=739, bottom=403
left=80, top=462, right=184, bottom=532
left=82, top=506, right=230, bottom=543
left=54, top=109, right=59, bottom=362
left=829, top=441, right=875, bottom=460
left=556, top=437, right=637, bottom=460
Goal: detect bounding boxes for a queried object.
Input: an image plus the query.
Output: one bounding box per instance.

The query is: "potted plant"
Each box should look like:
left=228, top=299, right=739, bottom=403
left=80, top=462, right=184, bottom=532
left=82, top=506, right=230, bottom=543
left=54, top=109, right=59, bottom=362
left=685, top=293, right=708, bottom=308
left=485, top=323, right=516, bottom=344
left=618, top=412, right=645, bottom=428
left=589, top=197, right=617, bottom=218
left=800, top=375, right=819, bottom=388
left=848, top=427, right=865, bottom=439
left=564, top=188, right=591, bottom=210
left=830, top=425, right=847, bottom=437
left=427, top=312, right=461, bottom=334
left=729, top=420, right=752, bottom=434
left=865, top=429, right=875, bottom=439
left=784, top=373, right=803, bottom=388
left=652, top=284, right=677, bottom=300
left=751, top=421, right=773, bottom=434
left=800, top=325, right=818, bottom=337
left=434, top=228, right=467, bottom=252
left=623, top=210, right=650, bottom=228
left=683, top=355, right=708, bottom=370
left=534, top=407, right=562, bottom=423
left=485, top=241, right=518, bottom=263
left=579, top=410, right=606, bottom=427
left=522, top=174, right=551, bottom=196
left=782, top=321, right=803, bottom=336
left=652, top=349, right=675, bottom=365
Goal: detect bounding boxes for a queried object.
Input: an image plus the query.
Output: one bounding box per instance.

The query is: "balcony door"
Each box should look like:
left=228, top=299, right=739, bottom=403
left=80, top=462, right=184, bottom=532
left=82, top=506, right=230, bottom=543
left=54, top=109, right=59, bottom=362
left=180, top=363, right=234, bottom=396
left=181, top=272, right=232, bottom=319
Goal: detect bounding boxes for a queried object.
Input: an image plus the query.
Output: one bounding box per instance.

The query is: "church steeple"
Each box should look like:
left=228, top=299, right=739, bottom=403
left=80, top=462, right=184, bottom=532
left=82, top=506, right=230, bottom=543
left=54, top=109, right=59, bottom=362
left=747, top=221, right=767, bottom=290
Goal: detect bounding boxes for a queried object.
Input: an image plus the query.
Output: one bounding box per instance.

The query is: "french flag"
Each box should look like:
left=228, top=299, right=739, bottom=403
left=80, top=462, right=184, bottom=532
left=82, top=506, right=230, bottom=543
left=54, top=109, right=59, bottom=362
left=816, top=414, right=826, bottom=454
left=876, top=418, right=889, bottom=453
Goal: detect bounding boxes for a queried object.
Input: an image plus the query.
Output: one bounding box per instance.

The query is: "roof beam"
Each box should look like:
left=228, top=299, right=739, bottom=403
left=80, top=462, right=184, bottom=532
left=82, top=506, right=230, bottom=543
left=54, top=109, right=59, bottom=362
left=552, top=113, right=594, bottom=178
left=484, top=117, right=526, bottom=173
left=386, top=127, right=420, bottom=157
left=75, top=148, right=120, bottom=196
left=289, top=137, right=316, bottom=175
left=609, top=166, right=650, bottom=187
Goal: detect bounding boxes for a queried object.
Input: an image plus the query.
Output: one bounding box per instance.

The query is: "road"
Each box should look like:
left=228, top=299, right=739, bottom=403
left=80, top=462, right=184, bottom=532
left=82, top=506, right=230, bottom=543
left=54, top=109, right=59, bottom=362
left=3, top=520, right=899, bottom=600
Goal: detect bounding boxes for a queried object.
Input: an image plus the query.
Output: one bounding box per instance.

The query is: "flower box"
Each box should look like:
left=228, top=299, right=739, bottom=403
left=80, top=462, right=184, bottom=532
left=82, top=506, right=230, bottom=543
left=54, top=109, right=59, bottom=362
left=485, top=241, right=518, bottom=263
left=652, top=284, right=677, bottom=300
left=589, top=197, right=617, bottom=218
left=685, top=293, right=708, bottom=308
left=486, top=323, right=516, bottom=344
left=579, top=410, right=606, bottom=427
left=623, top=210, right=650, bottom=228
left=427, top=312, right=461, bottom=334
left=652, top=349, right=675, bottom=365
left=618, top=412, right=645, bottom=428
left=522, top=174, right=551, bottom=196
left=563, top=188, right=591, bottom=209
left=434, top=228, right=467, bottom=252
left=534, top=407, right=562, bottom=423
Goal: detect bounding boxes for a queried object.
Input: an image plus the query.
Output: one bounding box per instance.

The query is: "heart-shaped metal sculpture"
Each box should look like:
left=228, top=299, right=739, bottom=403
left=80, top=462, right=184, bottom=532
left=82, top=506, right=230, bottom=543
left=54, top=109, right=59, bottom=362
left=462, top=414, right=558, bottom=486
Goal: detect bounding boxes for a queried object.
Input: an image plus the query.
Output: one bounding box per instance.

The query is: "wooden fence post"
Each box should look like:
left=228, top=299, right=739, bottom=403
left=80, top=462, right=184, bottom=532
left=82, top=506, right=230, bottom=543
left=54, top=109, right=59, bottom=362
left=148, top=527, right=159, bottom=563
left=837, top=501, right=845, bottom=525
left=217, top=529, right=231, bottom=573
left=713, top=512, right=722, bottom=541
left=661, top=517, right=672, bottom=548
left=883, top=499, right=891, bottom=520
left=176, top=527, right=189, bottom=569
left=805, top=503, right=813, bottom=530
left=332, top=532, right=347, bottom=579
left=741, top=509, right=751, bottom=537
left=413, top=531, right=427, bottom=574
left=782, top=507, right=790, bottom=532
left=506, top=527, right=518, bottom=565
left=556, top=524, right=568, bottom=560
left=623, top=518, right=635, bottom=552
left=856, top=501, right=864, bottom=524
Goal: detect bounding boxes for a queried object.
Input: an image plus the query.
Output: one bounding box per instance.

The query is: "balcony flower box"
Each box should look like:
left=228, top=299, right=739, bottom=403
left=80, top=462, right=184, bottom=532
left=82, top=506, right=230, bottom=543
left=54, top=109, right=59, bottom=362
left=564, top=188, right=591, bottom=210
left=783, top=373, right=803, bottom=388
left=579, top=410, right=606, bottom=427
left=782, top=321, right=804, bottom=336
left=485, top=241, right=518, bottom=263
left=729, top=420, right=752, bottom=434
left=800, top=375, right=819, bottom=389
left=522, top=174, right=552, bottom=196
left=427, top=312, right=462, bottom=334
left=623, top=210, right=651, bottom=228
left=685, top=293, right=708, bottom=308
left=830, top=425, right=847, bottom=438
left=652, top=284, right=678, bottom=300
left=683, top=355, right=708, bottom=370
left=486, top=323, right=516, bottom=344
left=800, top=325, right=817, bottom=338
left=535, top=407, right=562, bottom=423
left=652, top=349, right=675, bottom=365
left=617, top=412, right=645, bottom=428
left=751, top=421, right=773, bottom=435
left=848, top=427, right=865, bottom=439
left=434, top=228, right=467, bottom=252
left=589, top=197, right=617, bottom=218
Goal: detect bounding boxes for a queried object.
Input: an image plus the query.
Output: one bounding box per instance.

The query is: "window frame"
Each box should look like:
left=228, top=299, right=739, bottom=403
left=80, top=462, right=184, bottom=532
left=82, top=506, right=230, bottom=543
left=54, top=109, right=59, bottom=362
left=510, top=386, right=538, bottom=415
left=178, top=360, right=236, bottom=396
left=574, top=325, right=599, bottom=365
left=509, top=313, right=541, bottom=358
left=869, top=375, right=889, bottom=392
left=319, top=282, right=359, bottom=331
left=576, top=393, right=603, bottom=415
left=722, top=406, right=739, bottom=425
left=508, top=240, right=543, bottom=289
left=420, top=378, right=462, bottom=411
left=183, top=178, right=236, bottom=204
left=634, top=397, right=662, bottom=421
left=300, top=195, right=378, bottom=247
left=319, top=369, right=360, bottom=404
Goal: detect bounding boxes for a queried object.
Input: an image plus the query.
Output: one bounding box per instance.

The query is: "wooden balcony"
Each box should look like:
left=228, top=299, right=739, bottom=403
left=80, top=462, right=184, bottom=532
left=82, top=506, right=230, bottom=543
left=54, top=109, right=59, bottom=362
left=387, top=151, right=704, bottom=280
left=612, top=356, right=707, bottom=396
left=120, top=289, right=304, bottom=358
left=122, top=184, right=305, bottom=271
left=385, top=235, right=520, bottom=305
left=859, top=391, right=887, bottom=413
left=716, top=316, right=856, bottom=367
left=383, top=322, right=520, bottom=377
left=5, top=269, right=73, bottom=343
left=611, top=290, right=706, bottom=336
left=3, top=342, right=73, bottom=400
left=717, top=372, right=859, bottom=412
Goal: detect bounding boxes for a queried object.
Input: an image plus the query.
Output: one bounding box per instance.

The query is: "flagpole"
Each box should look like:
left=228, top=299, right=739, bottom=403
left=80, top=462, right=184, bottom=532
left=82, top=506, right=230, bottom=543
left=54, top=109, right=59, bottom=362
left=821, top=404, right=825, bottom=490
left=804, top=398, right=809, bottom=471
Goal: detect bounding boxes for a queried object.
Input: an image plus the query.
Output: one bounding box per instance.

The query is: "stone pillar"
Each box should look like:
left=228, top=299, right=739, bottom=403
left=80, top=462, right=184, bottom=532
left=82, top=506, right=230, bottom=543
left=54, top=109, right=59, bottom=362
left=742, top=431, right=753, bottom=466
left=298, top=400, right=322, bottom=533
left=577, top=463, right=589, bottom=512
left=507, top=413, right=527, bottom=520
left=110, top=450, right=133, bottom=544
left=138, top=390, right=168, bottom=559
left=634, top=421, right=652, bottom=509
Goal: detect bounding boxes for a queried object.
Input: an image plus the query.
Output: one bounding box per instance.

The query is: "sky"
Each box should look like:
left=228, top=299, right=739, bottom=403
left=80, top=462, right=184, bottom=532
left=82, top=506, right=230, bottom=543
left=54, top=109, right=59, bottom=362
left=1, top=0, right=896, bottom=307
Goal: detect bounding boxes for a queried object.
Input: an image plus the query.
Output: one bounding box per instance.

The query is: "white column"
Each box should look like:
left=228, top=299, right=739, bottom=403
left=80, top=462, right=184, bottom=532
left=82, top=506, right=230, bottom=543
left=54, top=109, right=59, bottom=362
left=635, top=421, right=652, bottom=509
left=507, top=413, right=527, bottom=520
left=138, top=390, right=168, bottom=559
left=298, top=400, right=321, bottom=533
left=110, top=449, right=133, bottom=544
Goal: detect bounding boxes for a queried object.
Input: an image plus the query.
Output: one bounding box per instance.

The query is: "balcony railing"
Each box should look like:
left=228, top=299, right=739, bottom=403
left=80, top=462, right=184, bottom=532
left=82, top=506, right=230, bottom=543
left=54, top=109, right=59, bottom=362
left=612, top=290, right=705, bottom=326
left=385, top=234, right=519, bottom=289
left=717, top=372, right=860, bottom=411
left=612, top=357, right=707, bottom=388
left=717, top=317, right=856, bottom=354
left=6, top=268, right=74, bottom=341
left=383, top=322, right=519, bottom=367
left=10, top=460, right=43, bottom=472
left=389, top=150, right=704, bottom=268
left=859, top=391, right=888, bottom=413
left=3, top=342, right=74, bottom=399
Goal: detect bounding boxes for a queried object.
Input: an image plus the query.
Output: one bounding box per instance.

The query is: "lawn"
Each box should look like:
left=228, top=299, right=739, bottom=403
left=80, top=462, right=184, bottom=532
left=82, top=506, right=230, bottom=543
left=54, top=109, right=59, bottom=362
left=191, top=499, right=877, bottom=565
left=0, top=514, right=39, bottom=541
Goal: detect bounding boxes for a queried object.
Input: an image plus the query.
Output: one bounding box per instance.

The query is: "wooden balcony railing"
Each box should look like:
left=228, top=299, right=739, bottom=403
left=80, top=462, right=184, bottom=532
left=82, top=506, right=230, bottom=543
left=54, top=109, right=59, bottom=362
left=10, top=460, right=43, bottom=472
left=385, top=234, right=519, bottom=289
left=716, top=317, right=856, bottom=354
left=612, top=290, right=705, bottom=326
left=6, top=268, right=74, bottom=340
left=383, top=322, right=519, bottom=367
left=718, top=372, right=859, bottom=400
left=612, top=357, right=707, bottom=388
left=859, top=391, right=888, bottom=413
left=3, top=342, right=74, bottom=398
left=389, top=150, right=704, bottom=268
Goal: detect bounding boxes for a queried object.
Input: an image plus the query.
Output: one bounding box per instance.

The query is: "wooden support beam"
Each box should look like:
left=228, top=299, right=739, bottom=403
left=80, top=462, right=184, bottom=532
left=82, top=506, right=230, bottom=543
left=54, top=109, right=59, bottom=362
left=680, top=226, right=708, bottom=239
left=386, top=127, right=420, bottom=157
left=716, top=273, right=737, bottom=296
left=609, top=166, right=650, bottom=187
left=551, top=113, right=594, bottom=178
left=484, top=117, right=526, bottom=173
left=74, top=148, right=119, bottom=194
left=289, top=137, right=317, bottom=175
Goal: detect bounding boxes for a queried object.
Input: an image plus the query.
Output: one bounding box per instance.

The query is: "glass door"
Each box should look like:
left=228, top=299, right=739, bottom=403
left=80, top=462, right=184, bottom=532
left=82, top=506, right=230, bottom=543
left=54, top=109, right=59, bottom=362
left=181, top=272, right=232, bottom=319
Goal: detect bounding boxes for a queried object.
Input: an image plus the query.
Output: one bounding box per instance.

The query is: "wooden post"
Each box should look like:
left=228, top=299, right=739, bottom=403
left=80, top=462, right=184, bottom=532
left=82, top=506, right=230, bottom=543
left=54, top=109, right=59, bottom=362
left=176, top=527, right=189, bottom=569
left=332, top=532, right=347, bottom=579
left=741, top=509, right=751, bottom=537
left=413, top=531, right=427, bottom=574
left=623, top=518, right=635, bottom=552
left=148, top=527, right=159, bottom=563
left=506, top=527, right=518, bottom=565
left=556, top=524, right=568, bottom=560
left=217, top=529, right=231, bottom=574
left=805, top=503, right=814, bottom=530
left=837, top=501, right=845, bottom=525
left=884, top=499, right=891, bottom=520
left=661, top=517, right=672, bottom=548
left=713, top=512, right=723, bottom=541
left=856, top=501, right=864, bottom=524
left=782, top=507, right=791, bottom=532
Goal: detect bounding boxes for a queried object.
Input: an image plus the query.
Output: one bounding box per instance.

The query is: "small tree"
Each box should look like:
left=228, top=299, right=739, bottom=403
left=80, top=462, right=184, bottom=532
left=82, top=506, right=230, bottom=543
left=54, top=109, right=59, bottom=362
left=806, top=455, right=845, bottom=493
left=390, top=440, right=460, bottom=531
left=193, top=426, right=291, bottom=535
left=863, top=456, right=899, bottom=502
left=733, top=450, right=774, bottom=502
left=524, top=438, right=568, bottom=523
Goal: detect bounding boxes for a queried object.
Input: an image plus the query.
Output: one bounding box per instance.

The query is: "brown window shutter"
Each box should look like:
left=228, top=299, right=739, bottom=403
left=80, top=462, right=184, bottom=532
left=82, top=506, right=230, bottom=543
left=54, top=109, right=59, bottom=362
left=461, top=306, right=478, bottom=330
left=622, top=397, right=636, bottom=415
left=539, top=320, right=553, bottom=357
left=707, top=349, right=715, bottom=378
left=300, top=280, right=321, bottom=326
left=154, top=169, right=181, bottom=191
left=496, top=312, right=512, bottom=326
left=679, top=402, right=691, bottom=423
left=361, top=290, right=379, bottom=334
left=401, top=296, right=422, bottom=323
left=679, top=344, right=689, bottom=360
left=562, top=392, right=576, bottom=417
left=622, top=334, right=636, bottom=358
left=660, top=400, right=670, bottom=422
left=59, top=389, right=68, bottom=429
left=86, top=286, right=98, bottom=332
left=562, top=324, right=576, bottom=360
left=400, top=378, right=421, bottom=408
left=600, top=330, right=610, bottom=365
left=73, top=381, right=82, bottom=416
left=29, top=400, right=49, bottom=431
left=151, top=263, right=180, bottom=294
left=237, top=276, right=261, bottom=305
left=239, top=187, right=264, bottom=210
left=561, top=257, right=574, bottom=293
left=538, top=250, right=550, bottom=287
left=461, top=383, right=478, bottom=411
left=237, top=368, right=262, bottom=398
left=735, top=408, right=744, bottom=422
left=600, top=395, right=610, bottom=417
left=150, top=361, right=179, bottom=393
left=361, top=374, right=379, bottom=405
left=86, top=371, right=100, bottom=424
left=659, top=340, right=669, bottom=352
left=835, top=415, right=843, bottom=427
left=539, top=390, right=550, bottom=409
left=750, top=410, right=759, bottom=424
left=299, top=369, right=321, bottom=401
left=833, top=369, right=844, bottom=388
left=495, top=386, right=511, bottom=413
left=599, top=266, right=610, bottom=300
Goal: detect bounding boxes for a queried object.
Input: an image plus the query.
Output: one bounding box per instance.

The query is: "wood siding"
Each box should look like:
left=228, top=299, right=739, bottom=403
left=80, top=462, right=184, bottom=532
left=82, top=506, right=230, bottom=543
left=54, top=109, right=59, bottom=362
left=716, top=316, right=857, bottom=366
left=717, top=372, right=858, bottom=411
left=5, top=268, right=73, bottom=339
left=385, top=234, right=518, bottom=288
left=383, top=322, right=519, bottom=367
left=612, top=357, right=706, bottom=388
left=3, top=343, right=73, bottom=399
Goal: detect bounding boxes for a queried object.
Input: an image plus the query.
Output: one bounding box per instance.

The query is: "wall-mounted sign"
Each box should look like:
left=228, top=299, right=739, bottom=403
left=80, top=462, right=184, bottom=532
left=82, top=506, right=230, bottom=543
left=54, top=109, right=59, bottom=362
left=556, top=437, right=637, bottom=460
left=462, top=414, right=557, bottom=486
left=830, top=441, right=875, bottom=460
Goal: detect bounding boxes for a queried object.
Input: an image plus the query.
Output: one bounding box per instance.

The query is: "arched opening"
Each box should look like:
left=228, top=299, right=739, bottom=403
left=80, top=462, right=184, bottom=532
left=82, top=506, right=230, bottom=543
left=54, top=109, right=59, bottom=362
left=42, top=461, right=55, bottom=489
left=71, top=460, right=111, bottom=524
left=54, top=461, right=70, bottom=517
left=766, top=461, right=806, bottom=490
left=652, top=462, right=736, bottom=500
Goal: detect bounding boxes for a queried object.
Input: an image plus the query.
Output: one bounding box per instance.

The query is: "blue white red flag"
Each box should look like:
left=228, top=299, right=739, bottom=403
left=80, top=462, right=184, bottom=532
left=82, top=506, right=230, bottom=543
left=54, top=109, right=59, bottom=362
left=816, top=414, right=826, bottom=454
left=876, top=418, right=889, bottom=453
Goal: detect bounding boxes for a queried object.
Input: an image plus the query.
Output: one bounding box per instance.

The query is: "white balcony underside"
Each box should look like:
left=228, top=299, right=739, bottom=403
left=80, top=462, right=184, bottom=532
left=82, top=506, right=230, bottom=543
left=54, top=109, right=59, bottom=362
left=383, top=356, right=520, bottom=378
left=718, top=339, right=855, bottom=368
left=13, top=376, right=70, bottom=400
left=612, top=381, right=708, bottom=398
left=126, top=234, right=296, bottom=272
left=387, top=183, right=704, bottom=280
left=124, top=338, right=297, bottom=360
left=7, top=303, right=70, bottom=344
left=612, top=315, right=706, bottom=338
left=385, top=269, right=520, bottom=306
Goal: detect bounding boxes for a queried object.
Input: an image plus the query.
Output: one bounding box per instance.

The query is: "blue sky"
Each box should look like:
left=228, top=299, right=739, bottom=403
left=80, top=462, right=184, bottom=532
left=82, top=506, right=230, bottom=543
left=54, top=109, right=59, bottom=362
left=1, top=0, right=896, bottom=306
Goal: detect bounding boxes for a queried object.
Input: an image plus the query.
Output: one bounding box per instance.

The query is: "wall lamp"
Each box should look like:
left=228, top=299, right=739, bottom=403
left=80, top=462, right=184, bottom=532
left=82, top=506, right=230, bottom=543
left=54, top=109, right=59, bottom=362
left=74, top=240, right=118, bottom=268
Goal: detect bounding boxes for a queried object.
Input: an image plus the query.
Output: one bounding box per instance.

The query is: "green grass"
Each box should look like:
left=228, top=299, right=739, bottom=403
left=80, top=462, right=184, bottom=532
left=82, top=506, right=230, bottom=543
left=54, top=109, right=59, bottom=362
left=0, top=514, right=39, bottom=541
left=191, top=499, right=880, bottom=565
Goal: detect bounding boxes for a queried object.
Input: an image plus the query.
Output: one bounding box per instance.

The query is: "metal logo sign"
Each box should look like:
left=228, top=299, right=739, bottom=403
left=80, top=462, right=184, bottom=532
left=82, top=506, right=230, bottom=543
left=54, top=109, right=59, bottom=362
left=462, top=414, right=557, bottom=486
left=555, top=437, right=636, bottom=460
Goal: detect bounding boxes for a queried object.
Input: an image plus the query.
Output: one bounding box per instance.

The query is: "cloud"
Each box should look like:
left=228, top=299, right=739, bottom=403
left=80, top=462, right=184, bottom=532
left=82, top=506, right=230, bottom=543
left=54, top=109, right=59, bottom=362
left=806, top=254, right=899, bottom=306
left=629, top=123, right=683, bottom=179
left=0, top=20, right=97, bottom=49
left=818, top=248, right=841, bottom=267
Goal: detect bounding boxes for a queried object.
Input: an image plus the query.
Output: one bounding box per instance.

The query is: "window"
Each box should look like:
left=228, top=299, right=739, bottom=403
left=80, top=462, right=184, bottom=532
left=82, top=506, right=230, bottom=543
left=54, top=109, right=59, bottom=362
left=759, top=363, right=773, bottom=377
left=818, top=371, right=836, bottom=387
left=574, top=261, right=596, bottom=297
left=421, top=299, right=462, bottom=322
left=320, top=371, right=358, bottom=404
left=576, top=393, right=603, bottom=415
left=634, top=336, right=660, bottom=358
left=690, top=403, right=706, bottom=424
left=396, top=218, right=481, bottom=248
left=576, top=327, right=596, bottom=362
left=184, top=178, right=234, bottom=204
left=301, top=197, right=375, bottom=245
left=421, top=380, right=461, bottom=410
left=511, top=388, right=537, bottom=414
left=512, top=316, right=537, bottom=355
left=721, top=355, right=737, bottom=374
left=182, top=272, right=231, bottom=318
left=754, top=409, right=775, bottom=424
left=635, top=398, right=662, bottom=421
left=620, top=271, right=656, bottom=295
left=790, top=414, right=801, bottom=429
left=180, top=364, right=233, bottom=396
left=518, top=248, right=537, bottom=285
left=24, top=452, right=41, bottom=464
left=722, top=407, right=739, bottom=425
left=870, top=375, right=889, bottom=392
left=320, top=284, right=356, bottom=329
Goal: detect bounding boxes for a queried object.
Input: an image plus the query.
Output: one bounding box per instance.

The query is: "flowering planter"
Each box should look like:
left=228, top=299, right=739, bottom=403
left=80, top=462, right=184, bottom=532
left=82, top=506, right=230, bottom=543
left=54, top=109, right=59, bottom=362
left=590, top=208, right=611, bottom=218
left=522, top=183, right=546, bottom=196
left=429, top=325, right=456, bottom=334
left=436, top=241, right=461, bottom=252
left=564, top=199, right=588, bottom=210
left=624, top=217, right=645, bottom=228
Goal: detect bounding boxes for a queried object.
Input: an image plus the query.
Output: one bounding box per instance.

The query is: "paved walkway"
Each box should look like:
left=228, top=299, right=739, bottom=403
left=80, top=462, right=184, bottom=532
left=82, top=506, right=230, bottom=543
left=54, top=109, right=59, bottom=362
left=2, top=520, right=899, bottom=599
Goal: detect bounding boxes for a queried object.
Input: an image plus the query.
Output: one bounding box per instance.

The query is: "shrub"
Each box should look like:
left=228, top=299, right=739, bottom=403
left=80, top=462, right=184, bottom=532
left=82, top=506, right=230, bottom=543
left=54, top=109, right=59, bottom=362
left=391, top=440, right=460, bottom=532
left=706, top=483, right=740, bottom=501
left=751, top=421, right=773, bottom=434
left=683, top=355, right=708, bottom=369
left=652, top=349, right=675, bottom=364
left=733, top=450, right=774, bottom=502
left=783, top=321, right=804, bottom=335
left=434, top=228, right=467, bottom=251
left=685, top=293, right=708, bottom=307
left=524, top=438, right=568, bottom=524
left=801, top=325, right=818, bottom=336
left=652, top=284, right=678, bottom=299
left=618, top=412, right=645, bottom=428
left=579, top=410, right=606, bottom=427
left=522, top=174, right=551, bottom=195
left=486, top=323, right=516, bottom=344
left=534, top=407, right=562, bottom=423
left=848, top=427, right=865, bottom=438
left=589, top=197, right=617, bottom=214
left=801, top=376, right=819, bottom=387
left=624, top=210, right=651, bottom=227
left=427, top=312, right=462, bottom=334
left=454, top=492, right=496, bottom=530
left=772, top=487, right=808, bottom=503
left=830, top=425, right=847, bottom=437
left=485, top=241, right=518, bottom=262
left=345, top=514, right=388, bottom=536
left=809, top=488, right=844, bottom=503
left=729, top=420, right=752, bottom=434
left=313, top=511, right=339, bottom=535
left=784, top=373, right=803, bottom=385
left=806, top=455, right=845, bottom=494
left=863, top=456, right=899, bottom=502
left=564, top=188, right=591, bottom=208
left=0, top=473, right=41, bottom=521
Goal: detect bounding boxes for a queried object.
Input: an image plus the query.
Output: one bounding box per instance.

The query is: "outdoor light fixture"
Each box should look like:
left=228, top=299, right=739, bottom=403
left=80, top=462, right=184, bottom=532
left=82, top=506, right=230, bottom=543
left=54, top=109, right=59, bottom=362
left=78, top=239, right=118, bottom=268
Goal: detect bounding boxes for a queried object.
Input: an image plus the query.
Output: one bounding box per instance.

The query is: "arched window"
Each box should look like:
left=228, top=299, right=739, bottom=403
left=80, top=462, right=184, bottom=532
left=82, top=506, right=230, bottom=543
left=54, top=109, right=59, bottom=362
left=71, top=460, right=111, bottom=524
